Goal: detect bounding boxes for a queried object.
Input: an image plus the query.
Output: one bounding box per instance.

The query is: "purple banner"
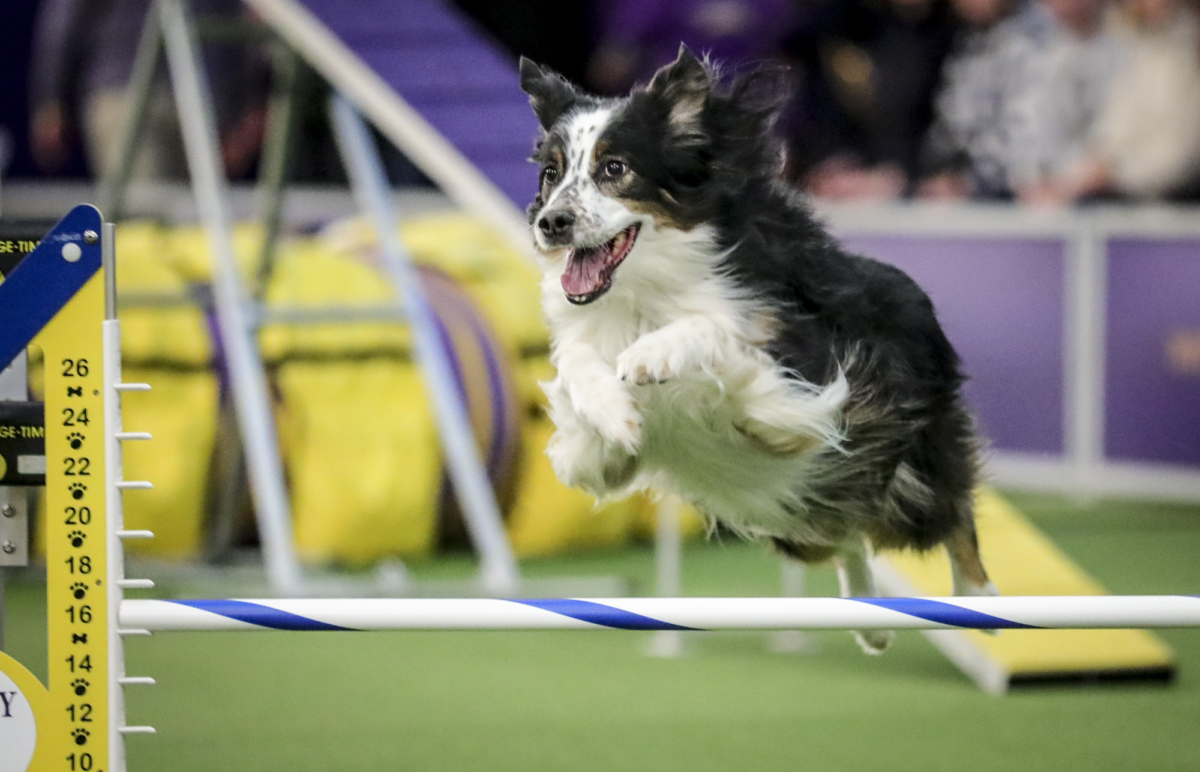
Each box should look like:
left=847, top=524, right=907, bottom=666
left=1105, top=239, right=1200, bottom=466
left=839, top=235, right=1066, bottom=455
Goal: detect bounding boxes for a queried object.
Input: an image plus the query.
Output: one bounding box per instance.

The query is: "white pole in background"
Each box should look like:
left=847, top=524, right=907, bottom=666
left=158, top=0, right=304, bottom=594
left=1064, top=216, right=1107, bottom=498
left=648, top=497, right=685, bottom=657
left=328, top=94, right=519, bottom=596
left=103, top=222, right=158, bottom=772
left=769, top=561, right=820, bottom=654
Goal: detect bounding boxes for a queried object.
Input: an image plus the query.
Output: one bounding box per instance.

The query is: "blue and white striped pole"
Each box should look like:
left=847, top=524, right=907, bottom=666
left=121, top=596, right=1200, bottom=633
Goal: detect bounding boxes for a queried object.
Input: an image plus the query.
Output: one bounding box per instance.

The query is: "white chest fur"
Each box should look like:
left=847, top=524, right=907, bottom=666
left=539, top=224, right=849, bottom=543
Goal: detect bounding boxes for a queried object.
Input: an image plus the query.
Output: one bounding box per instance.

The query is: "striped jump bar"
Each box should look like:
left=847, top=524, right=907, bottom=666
left=119, top=596, right=1200, bottom=633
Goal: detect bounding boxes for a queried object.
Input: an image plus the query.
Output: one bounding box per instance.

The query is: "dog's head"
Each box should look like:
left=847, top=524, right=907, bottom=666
left=520, top=45, right=791, bottom=305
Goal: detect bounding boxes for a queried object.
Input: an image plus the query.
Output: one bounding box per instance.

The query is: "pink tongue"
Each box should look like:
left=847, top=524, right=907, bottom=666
left=562, top=247, right=608, bottom=296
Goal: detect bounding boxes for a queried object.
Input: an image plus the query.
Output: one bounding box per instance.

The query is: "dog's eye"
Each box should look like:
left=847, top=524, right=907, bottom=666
left=541, top=167, right=559, bottom=186
left=602, top=160, right=628, bottom=178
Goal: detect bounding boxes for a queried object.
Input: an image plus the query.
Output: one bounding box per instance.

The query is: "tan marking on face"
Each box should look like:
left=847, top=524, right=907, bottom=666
left=620, top=196, right=693, bottom=231
left=593, top=139, right=611, bottom=166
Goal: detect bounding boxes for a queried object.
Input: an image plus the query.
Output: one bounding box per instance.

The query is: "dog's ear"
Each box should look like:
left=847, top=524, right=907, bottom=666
left=520, top=57, right=580, bottom=131
left=729, top=63, right=794, bottom=125
left=645, top=44, right=712, bottom=130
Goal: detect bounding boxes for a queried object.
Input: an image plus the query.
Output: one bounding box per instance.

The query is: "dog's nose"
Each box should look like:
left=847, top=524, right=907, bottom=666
left=538, top=210, right=575, bottom=241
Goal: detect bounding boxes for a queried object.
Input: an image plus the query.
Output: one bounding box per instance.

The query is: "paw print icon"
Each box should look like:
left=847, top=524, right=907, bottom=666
left=72, top=728, right=90, bottom=746
left=71, top=582, right=88, bottom=599
left=69, top=530, right=86, bottom=548
left=72, top=678, right=90, bottom=696
left=69, top=483, right=87, bottom=500
left=67, top=431, right=86, bottom=450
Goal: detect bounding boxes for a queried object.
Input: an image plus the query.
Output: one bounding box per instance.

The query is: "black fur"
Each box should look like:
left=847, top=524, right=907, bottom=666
left=522, top=47, right=981, bottom=557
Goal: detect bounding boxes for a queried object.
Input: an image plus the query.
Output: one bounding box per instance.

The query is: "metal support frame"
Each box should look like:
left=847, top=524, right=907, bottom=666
left=98, top=5, right=165, bottom=219
left=254, top=41, right=302, bottom=296
left=95, top=0, right=526, bottom=596
left=329, top=95, right=519, bottom=594
left=157, top=0, right=303, bottom=594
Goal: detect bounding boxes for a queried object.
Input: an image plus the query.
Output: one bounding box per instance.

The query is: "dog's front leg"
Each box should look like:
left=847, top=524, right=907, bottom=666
left=555, top=345, right=643, bottom=452
left=542, top=375, right=640, bottom=496
left=616, top=316, right=731, bottom=385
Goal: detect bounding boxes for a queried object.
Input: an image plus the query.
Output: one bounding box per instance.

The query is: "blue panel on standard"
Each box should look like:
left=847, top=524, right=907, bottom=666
left=0, top=205, right=103, bottom=369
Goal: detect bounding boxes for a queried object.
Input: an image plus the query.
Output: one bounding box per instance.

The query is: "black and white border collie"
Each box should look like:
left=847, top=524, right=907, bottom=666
left=520, top=46, right=996, bottom=654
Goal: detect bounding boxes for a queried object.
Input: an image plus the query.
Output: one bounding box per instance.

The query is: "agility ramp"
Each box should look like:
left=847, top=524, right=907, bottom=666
left=875, top=489, right=1177, bottom=693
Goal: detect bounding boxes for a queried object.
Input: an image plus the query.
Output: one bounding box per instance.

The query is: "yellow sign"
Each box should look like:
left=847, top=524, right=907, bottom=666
left=0, top=271, right=109, bottom=771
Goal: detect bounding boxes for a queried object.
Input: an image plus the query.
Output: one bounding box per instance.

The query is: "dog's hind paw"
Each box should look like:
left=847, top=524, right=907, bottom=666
left=952, top=580, right=1001, bottom=635
left=853, top=629, right=895, bottom=655
left=953, top=580, right=1000, bottom=597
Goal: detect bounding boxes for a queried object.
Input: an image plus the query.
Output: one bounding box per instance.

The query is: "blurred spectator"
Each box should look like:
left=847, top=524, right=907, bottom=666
left=585, top=0, right=796, bottom=95
left=801, top=0, right=959, bottom=200
left=30, top=0, right=267, bottom=180
left=1013, top=0, right=1121, bottom=203
left=919, top=0, right=1053, bottom=199
left=920, top=0, right=1123, bottom=201
left=1035, top=0, right=1200, bottom=202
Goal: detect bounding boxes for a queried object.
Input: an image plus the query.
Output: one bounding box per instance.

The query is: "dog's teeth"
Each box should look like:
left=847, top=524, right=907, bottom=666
left=613, top=232, right=626, bottom=250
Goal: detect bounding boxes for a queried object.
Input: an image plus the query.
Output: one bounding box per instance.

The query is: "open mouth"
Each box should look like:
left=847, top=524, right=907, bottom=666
left=561, top=224, right=640, bottom=305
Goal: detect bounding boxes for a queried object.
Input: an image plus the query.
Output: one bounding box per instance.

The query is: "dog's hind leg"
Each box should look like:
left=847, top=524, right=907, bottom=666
left=835, top=540, right=894, bottom=655
left=947, top=525, right=999, bottom=597
left=732, top=357, right=848, bottom=457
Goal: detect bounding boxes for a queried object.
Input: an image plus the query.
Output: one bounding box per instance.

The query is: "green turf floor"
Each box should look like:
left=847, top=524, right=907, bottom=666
left=4, top=492, right=1199, bottom=771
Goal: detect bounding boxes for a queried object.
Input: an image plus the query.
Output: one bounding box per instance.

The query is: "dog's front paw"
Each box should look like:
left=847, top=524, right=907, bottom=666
left=547, top=425, right=639, bottom=495
left=617, top=333, right=693, bottom=386
left=576, top=381, right=642, bottom=452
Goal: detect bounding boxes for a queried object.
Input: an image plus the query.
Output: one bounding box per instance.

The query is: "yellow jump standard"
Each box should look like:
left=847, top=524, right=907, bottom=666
left=0, top=205, right=156, bottom=772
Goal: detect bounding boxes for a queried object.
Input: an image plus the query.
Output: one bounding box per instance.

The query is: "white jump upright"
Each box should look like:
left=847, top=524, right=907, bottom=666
left=103, top=222, right=159, bottom=772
